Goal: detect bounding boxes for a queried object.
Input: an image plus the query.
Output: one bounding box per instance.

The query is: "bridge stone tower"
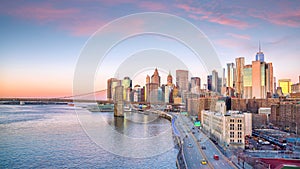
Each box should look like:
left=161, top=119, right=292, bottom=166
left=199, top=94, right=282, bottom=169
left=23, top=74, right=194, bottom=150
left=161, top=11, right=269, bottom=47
left=114, top=85, right=124, bottom=117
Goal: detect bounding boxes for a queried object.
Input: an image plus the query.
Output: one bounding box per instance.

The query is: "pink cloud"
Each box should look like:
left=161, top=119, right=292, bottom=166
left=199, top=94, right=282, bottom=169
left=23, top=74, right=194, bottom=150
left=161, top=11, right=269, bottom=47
left=1, top=3, right=107, bottom=36
left=138, top=1, right=166, bottom=11
left=175, top=3, right=249, bottom=29
left=251, top=9, right=300, bottom=27
left=227, top=33, right=251, bottom=40
left=5, top=3, right=79, bottom=23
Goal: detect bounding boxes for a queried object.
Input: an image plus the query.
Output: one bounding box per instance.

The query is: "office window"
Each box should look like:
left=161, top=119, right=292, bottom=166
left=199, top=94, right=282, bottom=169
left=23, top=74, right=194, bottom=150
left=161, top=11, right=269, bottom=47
left=230, top=124, right=234, bottom=130
left=238, top=132, right=242, bottom=138
left=230, top=132, right=234, bottom=138
left=238, top=124, right=242, bottom=130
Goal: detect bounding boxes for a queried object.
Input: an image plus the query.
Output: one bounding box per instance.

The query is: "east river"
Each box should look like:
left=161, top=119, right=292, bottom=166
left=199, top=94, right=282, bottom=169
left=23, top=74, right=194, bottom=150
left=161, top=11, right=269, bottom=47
left=0, top=104, right=177, bottom=168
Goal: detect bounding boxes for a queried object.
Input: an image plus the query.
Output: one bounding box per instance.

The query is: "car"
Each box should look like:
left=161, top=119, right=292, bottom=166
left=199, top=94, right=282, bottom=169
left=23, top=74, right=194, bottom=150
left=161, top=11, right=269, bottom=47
left=201, top=146, right=206, bottom=150
left=213, top=154, right=219, bottom=160
left=201, top=159, right=207, bottom=165
left=188, top=143, right=193, bottom=148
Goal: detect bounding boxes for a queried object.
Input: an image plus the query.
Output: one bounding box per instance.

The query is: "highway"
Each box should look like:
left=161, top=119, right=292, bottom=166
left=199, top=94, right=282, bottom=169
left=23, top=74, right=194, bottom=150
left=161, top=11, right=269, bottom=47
left=174, top=113, right=237, bottom=169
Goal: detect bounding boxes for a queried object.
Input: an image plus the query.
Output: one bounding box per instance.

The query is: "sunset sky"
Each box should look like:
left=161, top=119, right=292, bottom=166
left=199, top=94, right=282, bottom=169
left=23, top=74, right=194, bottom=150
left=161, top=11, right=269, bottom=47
left=1, top=0, right=300, bottom=98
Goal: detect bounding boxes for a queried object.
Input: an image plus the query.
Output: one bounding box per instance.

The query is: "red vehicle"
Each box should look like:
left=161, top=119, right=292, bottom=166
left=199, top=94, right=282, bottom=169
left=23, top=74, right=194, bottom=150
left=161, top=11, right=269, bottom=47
left=213, top=155, right=219, bottom=160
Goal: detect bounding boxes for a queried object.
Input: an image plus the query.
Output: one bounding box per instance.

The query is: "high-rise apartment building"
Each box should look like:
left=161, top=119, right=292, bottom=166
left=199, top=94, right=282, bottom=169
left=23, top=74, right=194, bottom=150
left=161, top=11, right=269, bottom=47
left=235, top=57, right=245, bottom=98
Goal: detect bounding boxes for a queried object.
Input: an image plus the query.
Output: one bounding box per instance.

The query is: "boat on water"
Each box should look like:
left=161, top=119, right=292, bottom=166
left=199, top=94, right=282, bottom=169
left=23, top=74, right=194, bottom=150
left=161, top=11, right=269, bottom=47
left=68, top=103, right=75, bottom=106
left=124, top=106, right=132, bottom=112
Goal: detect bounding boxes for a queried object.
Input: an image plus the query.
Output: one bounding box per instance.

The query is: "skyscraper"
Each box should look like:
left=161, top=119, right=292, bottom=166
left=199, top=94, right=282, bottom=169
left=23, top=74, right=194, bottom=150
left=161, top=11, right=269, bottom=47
left=227, top=63, right=235, bottom=88
left=207, top=75, right=212, bottom=91
left=191, top=77, right=201, bottom=94
left=212, top=70, right=219, bottom=93
left=145, top=75, right=150, bottom=101
left=122, top=77, right=132, bottom=101
left=151, top=68, right=161, bottom=86
left=235, top=57, right=245, bottom=98
left=243, top=43, right=273, bottom=99
left=255, top=41, right=264, bottom=62
left=167, top=71, right=173, bottom=86
left=176, top=70, right=189, bottom=94
left=243, top=65, right=252, bottom=99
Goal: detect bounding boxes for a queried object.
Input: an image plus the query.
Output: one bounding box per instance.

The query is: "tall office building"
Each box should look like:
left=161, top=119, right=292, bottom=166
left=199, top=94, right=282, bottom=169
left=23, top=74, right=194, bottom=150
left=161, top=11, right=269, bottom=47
left=266, top=63, right=274, bottom=95
left=235, top=57, right=245, bottom=98
left=243, top=43, right=273, bottom=99
left=145, top=75, right=150, bottom=101
left=176, top=70, right=189, bottom=94
left=207, top=75, right=212, bottom=91
left=243, top=65, right=252, bottom=99
left=255, top=41, right=264, bottom=62
left=151, top=68, right=161, bottom=86
left=122, top=77, right=132, bottom=101
left=146, top=83, right=159, bottom=103
left=212, top=70, right=219, bottom=93
left=227, top=63, right=235, bottom=88
left=191, top=77, right=201, bottom=94
left=167, top=72, right=173, bottom=86
left=278, top=79, right=292, bottom=96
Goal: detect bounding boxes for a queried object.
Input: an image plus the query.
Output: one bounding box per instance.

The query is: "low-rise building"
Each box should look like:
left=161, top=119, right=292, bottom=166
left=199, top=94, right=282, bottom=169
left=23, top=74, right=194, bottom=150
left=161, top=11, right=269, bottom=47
left=270, top=101, right=300, bottom=134
left=201, top=104, right=252, bottom=149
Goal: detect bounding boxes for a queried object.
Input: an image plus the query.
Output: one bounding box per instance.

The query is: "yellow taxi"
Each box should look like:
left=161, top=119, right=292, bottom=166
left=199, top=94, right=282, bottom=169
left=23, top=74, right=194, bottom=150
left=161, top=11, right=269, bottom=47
left=201, top=159, right=207, bottom=165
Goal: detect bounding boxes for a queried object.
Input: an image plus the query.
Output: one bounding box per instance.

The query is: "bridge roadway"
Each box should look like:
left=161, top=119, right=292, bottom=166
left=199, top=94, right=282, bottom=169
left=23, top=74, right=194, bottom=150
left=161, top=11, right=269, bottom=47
left=173, top=113, right=237, bottom=169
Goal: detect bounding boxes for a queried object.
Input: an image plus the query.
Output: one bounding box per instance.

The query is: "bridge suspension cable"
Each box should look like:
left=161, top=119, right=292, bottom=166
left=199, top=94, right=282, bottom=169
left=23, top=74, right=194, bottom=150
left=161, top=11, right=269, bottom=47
left=55, top=89, right=107, bottom=99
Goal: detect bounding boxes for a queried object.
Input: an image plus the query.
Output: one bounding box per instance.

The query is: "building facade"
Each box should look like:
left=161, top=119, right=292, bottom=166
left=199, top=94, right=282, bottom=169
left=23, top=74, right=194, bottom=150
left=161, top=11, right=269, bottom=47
left=191, top=77, right=201, bottom=94
left=176, top=70, right=189, bottom=94
left=243, top=45, right=273, bottom=99
left=235, top=57, right=245, bottom=98
left=227, top=63, right=236, bottom=88
left=278, top=79, right=292, bottom=96
left=201, top=109, right=252, bottom=149
left=212, top=70, right=219, bottom=93
left=270, top=102, right=300, bottom=135
left=151, top=68, right=161, bottom=86
left=122, top=77, right=132, bottom=101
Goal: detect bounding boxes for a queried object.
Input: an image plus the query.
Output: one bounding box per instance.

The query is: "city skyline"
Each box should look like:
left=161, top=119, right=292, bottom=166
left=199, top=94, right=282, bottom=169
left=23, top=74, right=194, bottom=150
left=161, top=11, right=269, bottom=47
left=1, top=0, right=300, bottom=97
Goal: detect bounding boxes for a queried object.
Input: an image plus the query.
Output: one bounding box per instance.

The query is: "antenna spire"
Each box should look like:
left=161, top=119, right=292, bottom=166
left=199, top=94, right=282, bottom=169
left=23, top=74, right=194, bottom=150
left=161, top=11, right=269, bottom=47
left=259, top=40, right=261, bottom=52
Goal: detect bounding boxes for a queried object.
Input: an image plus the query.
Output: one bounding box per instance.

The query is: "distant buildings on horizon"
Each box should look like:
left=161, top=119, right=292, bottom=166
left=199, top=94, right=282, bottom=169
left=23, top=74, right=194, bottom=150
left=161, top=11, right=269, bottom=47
left=107, top=42, right=299, bottom=103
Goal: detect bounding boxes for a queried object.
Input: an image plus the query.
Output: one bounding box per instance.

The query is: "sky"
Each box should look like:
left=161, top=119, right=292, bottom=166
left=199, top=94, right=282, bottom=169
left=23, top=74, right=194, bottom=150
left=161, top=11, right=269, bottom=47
left=1, top=0, right=300, bottom=98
